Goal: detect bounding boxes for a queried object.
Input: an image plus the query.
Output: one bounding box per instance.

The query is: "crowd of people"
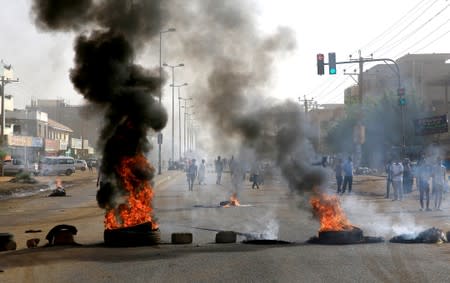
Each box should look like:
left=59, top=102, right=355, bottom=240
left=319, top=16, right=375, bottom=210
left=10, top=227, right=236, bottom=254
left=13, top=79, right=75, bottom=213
left=333, top=154, right=448, bottom=211
left=182, top=155, right=266, bottom=192
left=384, top=155, right=447, bottom=211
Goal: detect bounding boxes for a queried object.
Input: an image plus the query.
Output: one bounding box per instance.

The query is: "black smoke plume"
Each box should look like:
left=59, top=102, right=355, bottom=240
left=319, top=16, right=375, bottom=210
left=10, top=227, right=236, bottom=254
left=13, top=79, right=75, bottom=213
left=31, top=0, right=168, bottom=209
left=31, top=0, right=327, bottom=202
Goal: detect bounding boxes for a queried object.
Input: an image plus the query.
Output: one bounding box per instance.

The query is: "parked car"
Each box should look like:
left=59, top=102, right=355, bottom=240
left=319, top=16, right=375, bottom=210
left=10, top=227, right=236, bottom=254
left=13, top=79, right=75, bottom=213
left=75, top=159, right=88, bottom=171
left=2, top=159, right=39, bottom=176
left=40, top=156, right=76, bottom=176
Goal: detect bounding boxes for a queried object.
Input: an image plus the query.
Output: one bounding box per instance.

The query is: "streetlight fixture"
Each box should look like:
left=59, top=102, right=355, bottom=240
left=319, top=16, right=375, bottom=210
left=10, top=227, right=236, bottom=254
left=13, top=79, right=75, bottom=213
left=171, top=82, right=188, bottom=161
left=158, top=27, right=176, bottom=175
left=163, top=62, right=185, bottom=164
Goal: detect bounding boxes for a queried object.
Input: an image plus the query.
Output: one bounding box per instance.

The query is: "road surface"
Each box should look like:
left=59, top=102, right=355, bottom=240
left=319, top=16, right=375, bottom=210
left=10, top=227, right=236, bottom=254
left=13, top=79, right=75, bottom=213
left=1, top=170, right=450, bottom=282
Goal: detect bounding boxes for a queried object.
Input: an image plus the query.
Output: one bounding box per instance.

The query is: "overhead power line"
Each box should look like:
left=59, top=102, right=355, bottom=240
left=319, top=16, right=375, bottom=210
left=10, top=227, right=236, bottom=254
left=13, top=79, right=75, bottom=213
left=371, top=0, right=441, bottom=55
left=380, top=3, right=449, bottom=57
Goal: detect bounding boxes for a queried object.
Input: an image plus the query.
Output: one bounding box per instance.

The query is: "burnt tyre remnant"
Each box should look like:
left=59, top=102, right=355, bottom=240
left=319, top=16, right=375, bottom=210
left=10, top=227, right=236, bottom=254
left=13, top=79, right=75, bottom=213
left=390, top=227, right=447, bottom=244
left=104, top=222, right=160, bottom=247
left=308, top=226, right=384, bottom=245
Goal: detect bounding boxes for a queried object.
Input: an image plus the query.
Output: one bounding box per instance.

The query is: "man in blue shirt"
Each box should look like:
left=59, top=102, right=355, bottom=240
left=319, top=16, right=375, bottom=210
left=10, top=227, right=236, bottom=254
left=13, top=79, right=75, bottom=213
left=341, top=157, right=354, bottom=194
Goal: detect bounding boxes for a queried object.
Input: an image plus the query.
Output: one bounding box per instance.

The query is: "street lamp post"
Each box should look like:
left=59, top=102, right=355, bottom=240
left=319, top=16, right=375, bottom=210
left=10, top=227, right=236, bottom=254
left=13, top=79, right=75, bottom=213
left=186, top=112, right=196, bottom=152
left=179, top=96, right=192, bottom=158
left=163, top=63, right=184, bottom=164
left=158, top=28, right=175, bottom=175
left=171, top=83, right=188, bottom=161
left=181, top=105, right=194, bottom=156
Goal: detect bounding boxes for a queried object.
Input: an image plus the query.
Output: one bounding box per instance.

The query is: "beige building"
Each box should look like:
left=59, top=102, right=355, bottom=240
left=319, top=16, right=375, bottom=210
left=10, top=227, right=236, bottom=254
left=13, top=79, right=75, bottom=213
left=308, top=104, right=345, bottom=153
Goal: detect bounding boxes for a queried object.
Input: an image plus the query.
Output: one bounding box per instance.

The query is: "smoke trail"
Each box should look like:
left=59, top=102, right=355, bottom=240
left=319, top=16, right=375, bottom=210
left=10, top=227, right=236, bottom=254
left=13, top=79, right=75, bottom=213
left=31, top=0, right=168, bottom=209
left=167, top=0, right=326, bottom=193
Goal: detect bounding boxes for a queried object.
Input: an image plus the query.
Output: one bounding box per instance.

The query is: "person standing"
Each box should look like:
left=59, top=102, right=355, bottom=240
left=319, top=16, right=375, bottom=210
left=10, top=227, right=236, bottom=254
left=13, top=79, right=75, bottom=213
left=390, top=158, right=404, bottom=201
left=250, top=161, right=260, bottom=189
left=87, top=160, right=93, bottom=172
left=432, top=157, right=446, bottom=210
left=385, top=159, right=393, bottom=199
left=198, top=159, right=206, bottom=185
left=187, top=159, right=198, bottom=191
left=402, top=158, right=413, bottom=194
left=341, top=157, right=353, bottom=194
left=334, top=158, right=343, bottom=194
left=417, top=155, right=432, bottom=211
left=215, top=156, right=224, bottom=185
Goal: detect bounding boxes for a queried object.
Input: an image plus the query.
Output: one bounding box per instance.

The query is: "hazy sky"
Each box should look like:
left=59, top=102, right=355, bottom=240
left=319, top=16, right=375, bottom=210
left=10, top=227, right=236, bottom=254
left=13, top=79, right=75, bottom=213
left=0, top=0, right=448, bottom=109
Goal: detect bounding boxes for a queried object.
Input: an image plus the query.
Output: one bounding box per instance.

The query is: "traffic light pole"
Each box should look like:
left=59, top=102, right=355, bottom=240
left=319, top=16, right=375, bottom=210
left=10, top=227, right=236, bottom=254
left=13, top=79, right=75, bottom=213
left=322, top=53, right=405, bottom=160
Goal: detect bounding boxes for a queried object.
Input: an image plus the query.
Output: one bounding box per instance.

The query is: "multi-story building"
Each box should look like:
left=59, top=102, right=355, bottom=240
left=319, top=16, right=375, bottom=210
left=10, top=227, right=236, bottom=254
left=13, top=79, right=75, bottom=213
left=4, top=108, right=77, bottom=162
left=27, top=99, right=99, bottom=156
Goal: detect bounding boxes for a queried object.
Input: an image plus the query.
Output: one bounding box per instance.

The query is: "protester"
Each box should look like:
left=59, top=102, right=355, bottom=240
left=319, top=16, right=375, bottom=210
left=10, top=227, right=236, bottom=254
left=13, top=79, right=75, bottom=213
left=215, top=156, right=224, bottom=185
left=385, top=159, right=393, bottom=199
left=334, top=158, right=343, bottom=194
left=432, top=157, right=446, bottom=211
left=402, top=158, right=413, bottom=194
left=390, top=158, right=404, bottom=201
left=186, top=159, right=198, bottom=191
left=417, top=155, right=432, bottom=211
left=341, top=157, right=353, bottom=194
left=87, top=160, right=93, bottom=172
left=250, top=161, right=261, bottom=189
left=198, top=159, right=206, bottom=185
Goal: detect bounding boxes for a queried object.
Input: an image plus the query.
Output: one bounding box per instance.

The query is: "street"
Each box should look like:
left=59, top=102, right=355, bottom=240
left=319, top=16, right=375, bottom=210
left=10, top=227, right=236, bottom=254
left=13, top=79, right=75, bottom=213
left=1, top=170, right=450, bottom=282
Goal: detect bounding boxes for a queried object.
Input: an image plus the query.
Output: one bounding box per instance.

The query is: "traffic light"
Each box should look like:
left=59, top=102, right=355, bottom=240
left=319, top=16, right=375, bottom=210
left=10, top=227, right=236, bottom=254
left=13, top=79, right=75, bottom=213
left=317, top=53, right=324, bottom=75
left=397, top=88, right=406, bottom=106
left=328, top=52, right=336, bottom=75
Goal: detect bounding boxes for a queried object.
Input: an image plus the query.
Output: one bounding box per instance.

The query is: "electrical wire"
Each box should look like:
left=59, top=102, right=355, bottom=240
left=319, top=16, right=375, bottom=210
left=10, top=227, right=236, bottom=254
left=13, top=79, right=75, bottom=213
left=371, top=0, right=441, bottom=55
left=392, top=17, right=450, bottom=58
left=379, top=3, right=449, bottom=58
left=309, top=0, right=447, bottom=104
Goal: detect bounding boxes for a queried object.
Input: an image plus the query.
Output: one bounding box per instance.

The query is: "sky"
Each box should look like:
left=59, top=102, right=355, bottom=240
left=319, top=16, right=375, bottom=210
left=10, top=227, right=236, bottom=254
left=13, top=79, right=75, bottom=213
left=0, top=0, right=449, bottom=110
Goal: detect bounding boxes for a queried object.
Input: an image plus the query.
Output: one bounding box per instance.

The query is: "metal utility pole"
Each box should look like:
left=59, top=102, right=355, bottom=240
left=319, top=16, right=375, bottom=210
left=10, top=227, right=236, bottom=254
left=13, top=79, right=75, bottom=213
left=329, top=51, right=403, bottom=162
left=0, top=62, right=19, bottom=176
left=172, top=83, right=188, bottom=160
left=158, top=28, right=175, bottom=175
left=163, top=63, right=184, bottom=164
left=179, top=96, right=192, bottom=158
left=298, top=95, right=314, bottom=114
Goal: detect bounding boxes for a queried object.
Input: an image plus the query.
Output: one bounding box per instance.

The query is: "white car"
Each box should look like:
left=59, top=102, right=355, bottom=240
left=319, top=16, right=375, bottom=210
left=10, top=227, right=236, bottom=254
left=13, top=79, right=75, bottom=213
left=40, top=156, right=76, bottom=176
left=75, top=159, right=88, bottom=171
left=2, top=159, right=39, bottom=176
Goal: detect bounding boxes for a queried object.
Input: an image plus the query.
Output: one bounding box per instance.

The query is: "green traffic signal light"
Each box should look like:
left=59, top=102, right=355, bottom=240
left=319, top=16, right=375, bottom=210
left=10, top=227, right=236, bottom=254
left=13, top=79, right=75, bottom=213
left=399, top=97, right=406, bottom=105
left=328, top=52, right=336, bottom=75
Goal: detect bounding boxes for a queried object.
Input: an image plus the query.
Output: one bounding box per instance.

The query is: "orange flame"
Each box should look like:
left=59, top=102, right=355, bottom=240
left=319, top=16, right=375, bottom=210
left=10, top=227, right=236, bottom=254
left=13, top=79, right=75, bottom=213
left=55, top=177, right=62, bottom=188
left=310, top=193, right=353, bottom=232
left=224, top=193, right=241, bottom=207
left=104, top=154, right=158, bottom=230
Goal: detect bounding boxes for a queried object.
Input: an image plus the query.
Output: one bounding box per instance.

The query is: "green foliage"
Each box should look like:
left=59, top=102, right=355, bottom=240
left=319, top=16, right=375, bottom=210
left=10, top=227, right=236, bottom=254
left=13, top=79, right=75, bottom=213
left=0, top=148, right=6, bottom=161
left=9, top=172, right=38, bottom=184
left=323, top=90, right=429, bottom=162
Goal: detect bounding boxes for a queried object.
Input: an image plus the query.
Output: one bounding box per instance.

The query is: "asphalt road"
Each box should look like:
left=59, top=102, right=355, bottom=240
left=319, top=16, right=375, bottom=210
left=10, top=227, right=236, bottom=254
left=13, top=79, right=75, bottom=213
left=1, top=170, right=450, bottom=282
